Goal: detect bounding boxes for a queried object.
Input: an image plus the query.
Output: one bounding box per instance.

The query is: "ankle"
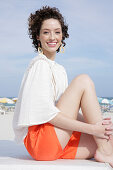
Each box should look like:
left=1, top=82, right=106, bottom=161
left=97, top=142, right=113, bottom=156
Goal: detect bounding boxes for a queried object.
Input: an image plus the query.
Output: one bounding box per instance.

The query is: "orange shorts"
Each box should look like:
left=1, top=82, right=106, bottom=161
left=24, top=123, right=81, bottom=161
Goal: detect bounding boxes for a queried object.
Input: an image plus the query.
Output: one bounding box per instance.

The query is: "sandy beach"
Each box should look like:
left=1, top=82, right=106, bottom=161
left=0, top=112, right=14, bottom=140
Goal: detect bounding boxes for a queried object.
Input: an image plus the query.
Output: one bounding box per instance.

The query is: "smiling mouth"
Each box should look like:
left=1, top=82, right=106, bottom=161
left=47, top=42, right=57, bottom=47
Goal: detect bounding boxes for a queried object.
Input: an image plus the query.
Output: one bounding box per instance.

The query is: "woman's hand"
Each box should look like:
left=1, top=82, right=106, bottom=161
left=102, top=117, right=113, bottom=140
left=93, top=118, right=112, bottom=140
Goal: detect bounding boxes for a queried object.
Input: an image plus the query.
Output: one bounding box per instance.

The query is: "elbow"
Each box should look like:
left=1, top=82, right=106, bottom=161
left=48, top=112, right=60, bottom=125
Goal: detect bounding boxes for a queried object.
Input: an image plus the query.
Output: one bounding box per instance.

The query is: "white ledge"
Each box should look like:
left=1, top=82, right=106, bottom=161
left=0, top=140, right=112, bottom=170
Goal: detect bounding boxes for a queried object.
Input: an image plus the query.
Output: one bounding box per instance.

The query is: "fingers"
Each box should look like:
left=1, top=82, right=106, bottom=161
left=105, top=125, right=113, bottom=131
left=103, top=117, right=111, bottom=120
left=103, top=134, right=110, bottom=140
left=104, top=124, right=113, bottom=141
left=104, top=133, right=112, bottom=142
left=102, top=119, right=112, bottom=125
left=102, top=118, right=113, bottom=141
left=105, top=131, right=113, bottom=135
left=109, top=135, right=113, bottom=140
left=102, top=131, right=111, bottom=141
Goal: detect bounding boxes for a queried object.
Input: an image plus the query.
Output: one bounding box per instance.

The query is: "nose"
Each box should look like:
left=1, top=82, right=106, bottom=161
left=49, top=32, right=55, bottom=40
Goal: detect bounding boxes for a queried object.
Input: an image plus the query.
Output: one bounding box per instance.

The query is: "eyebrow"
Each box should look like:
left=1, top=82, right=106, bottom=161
left=42, top=28, right=61, bottom=31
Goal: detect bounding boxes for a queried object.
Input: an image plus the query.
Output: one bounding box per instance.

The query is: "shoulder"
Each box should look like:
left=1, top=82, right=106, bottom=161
left=28, top=57, right=51, bottom=72
left=24, top=58, right=52, bottom=83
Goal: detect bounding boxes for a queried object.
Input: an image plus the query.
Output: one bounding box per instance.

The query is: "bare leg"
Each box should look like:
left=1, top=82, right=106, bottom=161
left=55, top=74, right=113, bottom=166
left=78, top=75, right=113, bottom=166
left=76, top=114, right=113, bottom=159
left=76, top=113, right=97, bottom=159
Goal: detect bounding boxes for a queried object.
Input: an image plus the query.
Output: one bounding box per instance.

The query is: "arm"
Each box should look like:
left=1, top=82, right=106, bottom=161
left=48, top=112, right=112, bottom=139
left=49, top=112, right=93, bottom=134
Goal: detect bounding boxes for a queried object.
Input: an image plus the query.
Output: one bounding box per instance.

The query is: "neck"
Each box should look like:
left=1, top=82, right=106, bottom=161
left=42, top=49, right=56, bottom=61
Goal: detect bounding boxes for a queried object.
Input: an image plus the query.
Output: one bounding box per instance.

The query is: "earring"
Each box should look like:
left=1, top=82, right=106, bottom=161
left=60, top=43, right=65, bottom=53
left=38, top=47, right=43, bottom=54
left=37, top=40, right=43, bottom=54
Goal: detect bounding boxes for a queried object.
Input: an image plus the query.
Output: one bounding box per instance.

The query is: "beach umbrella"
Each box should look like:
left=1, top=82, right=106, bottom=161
left=0, top=98, right=7, bottom=103
left=7, top=98, right=15, bottom=104
left=109, top=100, right=113, bottom=105
left=12, top=97, right=18, bottom=102
left=97, top=97, right=103, bottom=104
left=101, top=98, right=112, bottom=104
left=0, top=97, right=14, bottom=104
left=101, top=99, right=109, bottom=104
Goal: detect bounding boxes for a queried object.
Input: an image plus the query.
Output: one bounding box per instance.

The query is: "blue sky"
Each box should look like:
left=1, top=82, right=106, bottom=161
left=0, top=0, right=113, bottom=97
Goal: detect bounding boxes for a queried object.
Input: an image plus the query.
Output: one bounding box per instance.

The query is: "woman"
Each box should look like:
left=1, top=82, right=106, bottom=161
left=13, top=6, right=113, bottom=166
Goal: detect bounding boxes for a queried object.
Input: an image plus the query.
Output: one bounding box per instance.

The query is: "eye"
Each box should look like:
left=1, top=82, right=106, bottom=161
left=43, top=31, right=49, bottom=34
left=56, top=31, right=60, bottom=34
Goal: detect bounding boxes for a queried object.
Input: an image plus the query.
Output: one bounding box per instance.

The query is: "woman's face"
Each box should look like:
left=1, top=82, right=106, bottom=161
left=38, top=18, right=62, bottom=57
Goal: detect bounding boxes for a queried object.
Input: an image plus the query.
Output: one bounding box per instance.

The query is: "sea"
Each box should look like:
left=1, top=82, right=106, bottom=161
left=102, top=97, right=113, bottom=100
left=1, top=96, right=113, bottom=107
left=0, top=96, right=113, bottom=114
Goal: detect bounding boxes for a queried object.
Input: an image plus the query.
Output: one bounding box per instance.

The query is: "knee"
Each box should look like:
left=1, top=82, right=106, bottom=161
left=74, top=74, right=95, bottom=90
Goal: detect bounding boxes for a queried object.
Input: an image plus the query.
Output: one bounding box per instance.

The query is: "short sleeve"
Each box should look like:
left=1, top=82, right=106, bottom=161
left=13, top=59, right=60, bottom=128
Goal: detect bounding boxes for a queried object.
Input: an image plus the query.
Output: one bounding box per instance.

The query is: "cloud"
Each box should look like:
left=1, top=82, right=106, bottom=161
left=58, top=56, right=111, bottom=70
left=0, top=57, right=29, bottom=78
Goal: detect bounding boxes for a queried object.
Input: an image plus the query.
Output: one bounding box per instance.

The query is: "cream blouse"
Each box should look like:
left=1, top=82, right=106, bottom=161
left=13, top=53, right=68, bottom=143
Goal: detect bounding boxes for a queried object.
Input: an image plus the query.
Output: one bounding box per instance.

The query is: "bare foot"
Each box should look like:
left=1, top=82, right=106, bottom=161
left=94, top=149, right=113, bottom=168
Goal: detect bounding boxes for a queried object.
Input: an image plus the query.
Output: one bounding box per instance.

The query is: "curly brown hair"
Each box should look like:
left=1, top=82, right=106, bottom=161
left=28, top=6, right=69, bottom=53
